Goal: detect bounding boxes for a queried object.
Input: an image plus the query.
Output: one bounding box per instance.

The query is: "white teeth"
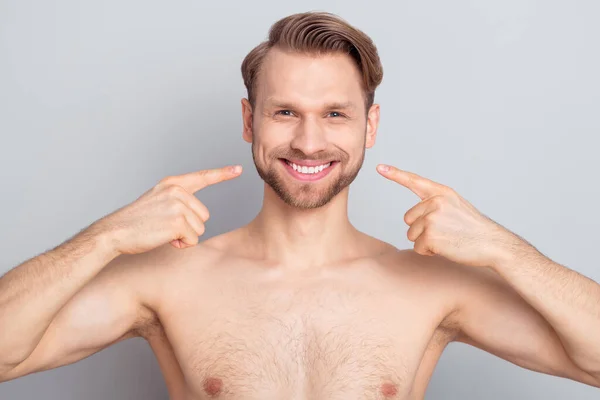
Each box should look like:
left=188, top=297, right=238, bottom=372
left=286, top=160, right=332, bottom=174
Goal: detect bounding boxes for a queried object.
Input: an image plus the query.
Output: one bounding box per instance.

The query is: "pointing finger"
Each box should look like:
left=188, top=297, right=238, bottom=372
left=167, top=165, right=243, bottom=194
left=376, top=164, right=447, bottom=200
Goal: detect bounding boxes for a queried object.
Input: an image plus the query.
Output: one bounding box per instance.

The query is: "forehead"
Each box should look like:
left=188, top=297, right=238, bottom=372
left=256, top=47, right=364, bottom=109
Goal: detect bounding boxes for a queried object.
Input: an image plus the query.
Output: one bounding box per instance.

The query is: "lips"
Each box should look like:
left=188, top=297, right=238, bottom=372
left=284, top=158, right=336, bottom=167
left=279, top=158, right=337, bottom=181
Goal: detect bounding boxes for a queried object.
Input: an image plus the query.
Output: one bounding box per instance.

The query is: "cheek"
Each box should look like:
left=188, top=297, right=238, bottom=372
left=339, top=134, right=366, bottom=156
left=252, top=135, right=285, bottom=165
left=258, top=125, right=294, bottom=148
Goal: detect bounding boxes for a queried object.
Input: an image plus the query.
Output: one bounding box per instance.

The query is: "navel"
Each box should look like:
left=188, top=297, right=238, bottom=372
left=380, top=382, right=399, bottom=397
left=203, top=376, right=223, bottom=397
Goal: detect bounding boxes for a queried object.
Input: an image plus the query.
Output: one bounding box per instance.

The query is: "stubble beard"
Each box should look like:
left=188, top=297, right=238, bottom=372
left=251, top=138, right=366, bottom=210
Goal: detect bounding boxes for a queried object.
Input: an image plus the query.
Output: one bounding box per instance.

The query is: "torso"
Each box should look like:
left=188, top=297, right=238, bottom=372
left=134, top=231, right=462, bottom=400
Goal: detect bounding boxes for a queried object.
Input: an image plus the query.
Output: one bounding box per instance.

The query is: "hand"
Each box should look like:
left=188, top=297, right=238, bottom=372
left=376, top=164, right=522, bottom=268
left=92, top=165, right=243, bottom=255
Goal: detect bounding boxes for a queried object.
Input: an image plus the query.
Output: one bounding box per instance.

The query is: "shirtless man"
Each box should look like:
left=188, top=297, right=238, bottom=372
left=1, top=11, right=599, bottom=400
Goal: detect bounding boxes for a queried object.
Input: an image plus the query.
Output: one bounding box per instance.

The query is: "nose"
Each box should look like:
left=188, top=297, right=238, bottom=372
left=289, top=116, right=328, bottom=157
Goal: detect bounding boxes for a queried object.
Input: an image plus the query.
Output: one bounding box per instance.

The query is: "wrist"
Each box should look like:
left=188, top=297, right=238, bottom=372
left=87, top=221, right=123, bottom=260
left=489, top=231, right=540, bottom=271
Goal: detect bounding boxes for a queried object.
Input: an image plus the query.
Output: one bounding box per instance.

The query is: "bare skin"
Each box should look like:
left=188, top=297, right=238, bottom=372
left=1, top=48, right=599, bottom=399
left=2, top=222, right=597, bottom=399
left=124, top=226, right=461, bottom=399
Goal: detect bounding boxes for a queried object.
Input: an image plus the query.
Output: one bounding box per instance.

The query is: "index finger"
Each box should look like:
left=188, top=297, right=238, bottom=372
left=376, top=164, right=447, bottom=200
left=171, top=165, right=243, bottom=193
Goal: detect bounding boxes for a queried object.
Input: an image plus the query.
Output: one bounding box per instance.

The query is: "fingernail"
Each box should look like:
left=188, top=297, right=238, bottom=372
left=230, top=165, right=242, bottom=173
left=378, top=164, right=389, bottom=172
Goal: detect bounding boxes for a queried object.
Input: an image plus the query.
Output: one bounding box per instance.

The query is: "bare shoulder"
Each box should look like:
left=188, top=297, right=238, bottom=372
left=116, top=227, right=250, bottom=292
left=100, top=240, right=223, bottom=324
left=371, top=245, right=496, bottom=336
left=390, top=251, right=514, bottom=336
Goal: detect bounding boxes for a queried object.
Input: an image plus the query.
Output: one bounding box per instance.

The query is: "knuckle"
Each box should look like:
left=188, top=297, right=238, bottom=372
left=173, top=212, right=188, bottom=226
left=435, top=201, right=446, bottom=212
left=432, top=195, right=446, bottom=207
left=445, top=187, right=458, bottom=198
left=423, top=213, right=436, bottom=224
left=159, top=176, right=176, bottom=186
left=421, top=229, right=434, bottom=241
left=152, top=181, right=168, bottom=194
left=165, top=184, right=186, bottom=197
left=169, top=199, right=187, bottom=213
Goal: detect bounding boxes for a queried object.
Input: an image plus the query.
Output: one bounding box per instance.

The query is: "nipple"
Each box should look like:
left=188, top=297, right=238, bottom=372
left=203, top=377, right=223, bottom=397
left=381, top=382, right=398, bottom=397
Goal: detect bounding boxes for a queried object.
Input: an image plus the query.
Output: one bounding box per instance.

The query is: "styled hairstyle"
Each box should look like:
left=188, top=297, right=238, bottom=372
left=241, top=11, right=384, bottom=114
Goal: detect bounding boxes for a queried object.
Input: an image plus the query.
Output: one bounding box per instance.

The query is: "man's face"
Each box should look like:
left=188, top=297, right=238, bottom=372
left=242, top=48, right=379, bottom=209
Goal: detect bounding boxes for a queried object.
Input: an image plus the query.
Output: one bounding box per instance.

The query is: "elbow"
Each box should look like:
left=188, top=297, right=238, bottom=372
left=0, top=364, right=17, bottom=383
left=0, top=346, right=29, bottom=375
left=577, top=361, right=600, bottom=388
left=588, top=369, right=600, bottom=388
left=573, top=357, right=600, bottom=387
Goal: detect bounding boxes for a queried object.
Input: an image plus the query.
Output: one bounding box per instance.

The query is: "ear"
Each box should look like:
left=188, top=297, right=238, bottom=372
left=241, top=98, right=253, bottom=143
left=365, top=103, right=380, bottom=149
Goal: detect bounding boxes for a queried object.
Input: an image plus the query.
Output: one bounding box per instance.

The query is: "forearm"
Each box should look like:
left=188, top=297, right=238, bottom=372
left=490, top=239, right=600, bottom=375
left=0, top=223, right=120, bottom=367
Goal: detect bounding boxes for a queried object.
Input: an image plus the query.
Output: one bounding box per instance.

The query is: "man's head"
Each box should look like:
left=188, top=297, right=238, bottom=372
left=240, top=12, right=383, bottom=209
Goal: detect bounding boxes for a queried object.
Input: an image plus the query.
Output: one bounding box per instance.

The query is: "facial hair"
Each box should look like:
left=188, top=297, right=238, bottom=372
left=252, top=134, right=366, bottom=210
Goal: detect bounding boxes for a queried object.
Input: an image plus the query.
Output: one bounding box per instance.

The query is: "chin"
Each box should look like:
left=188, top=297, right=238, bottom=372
left=273, top=179, right=345, bottom=209
left=282, top=193, right=336, bottom=209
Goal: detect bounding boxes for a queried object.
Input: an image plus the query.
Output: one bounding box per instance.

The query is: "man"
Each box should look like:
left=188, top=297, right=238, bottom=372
left=1, top=10, right=599, bottom=399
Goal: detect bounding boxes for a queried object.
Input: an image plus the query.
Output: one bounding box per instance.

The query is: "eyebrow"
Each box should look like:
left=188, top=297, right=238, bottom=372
left=265, top=98, right=357, bottom=111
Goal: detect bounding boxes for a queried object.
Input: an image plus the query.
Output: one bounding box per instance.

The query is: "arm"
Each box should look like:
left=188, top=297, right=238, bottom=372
left=0, top=225, right=152, bottom=382
left=0, top=225, right=119, bottom=370
left=440, top=252, right=600, bottom=388
left=491, top=243, right=600, bottom=379
left=0, top=165, right=239, bottom=382
left=374, top=164, right=600, bottom=385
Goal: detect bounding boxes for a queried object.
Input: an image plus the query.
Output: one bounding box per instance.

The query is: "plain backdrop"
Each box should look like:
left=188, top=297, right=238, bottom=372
left=1, top=0, right=599, bottom=399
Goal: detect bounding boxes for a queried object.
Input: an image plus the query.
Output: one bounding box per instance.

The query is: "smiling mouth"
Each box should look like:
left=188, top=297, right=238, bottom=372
left=282, top=159, right=336, bottom=174
left=278, top=158, right=338, bottom=181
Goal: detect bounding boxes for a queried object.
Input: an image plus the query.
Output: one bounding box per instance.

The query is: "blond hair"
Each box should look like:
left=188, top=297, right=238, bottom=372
left=241, top=11, right=384, bottom=113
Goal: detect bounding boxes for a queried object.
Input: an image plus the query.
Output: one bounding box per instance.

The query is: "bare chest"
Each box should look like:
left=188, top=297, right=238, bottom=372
left=152, top=267, right=451, bottom=400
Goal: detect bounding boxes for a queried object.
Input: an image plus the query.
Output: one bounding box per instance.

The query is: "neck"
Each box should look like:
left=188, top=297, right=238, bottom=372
left=243, top=183, right=362, bottom=267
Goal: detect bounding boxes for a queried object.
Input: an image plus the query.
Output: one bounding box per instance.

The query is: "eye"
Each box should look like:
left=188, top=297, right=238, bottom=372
left=275, top=110, right=294, bottom=116
left=328, top=111, right=345, bottom=118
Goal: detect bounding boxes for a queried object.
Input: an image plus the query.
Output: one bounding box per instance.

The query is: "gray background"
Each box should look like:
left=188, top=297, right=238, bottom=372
left=1, top=0, right=599, bottom=398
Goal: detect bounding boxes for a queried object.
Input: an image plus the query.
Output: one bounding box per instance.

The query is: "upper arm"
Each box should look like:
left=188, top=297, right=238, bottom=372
left=0, top=252, right=157, bottom=383
left=442, top=259, right=600, bottom=388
